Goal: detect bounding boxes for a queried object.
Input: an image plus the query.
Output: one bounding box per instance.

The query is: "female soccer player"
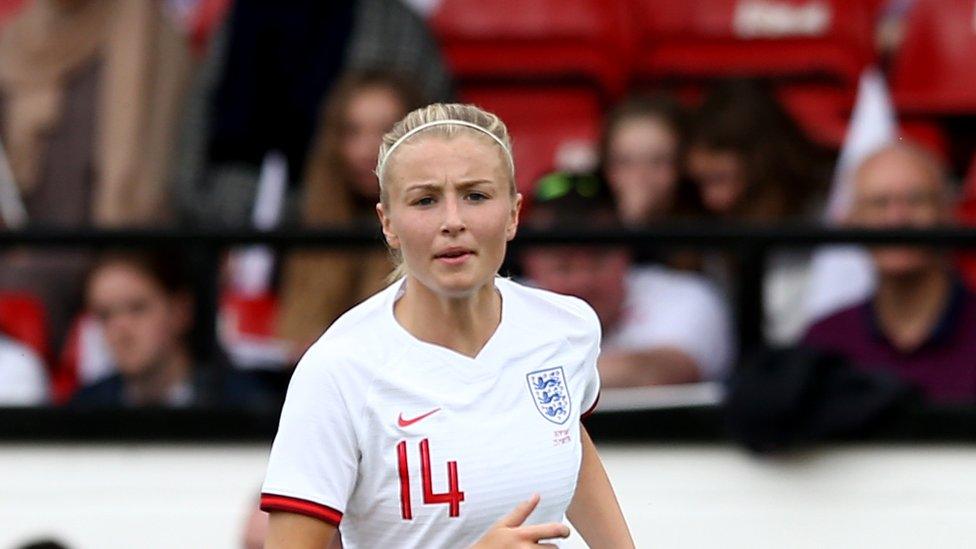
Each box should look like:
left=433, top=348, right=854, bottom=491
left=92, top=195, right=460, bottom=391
left=261, top=103, right=634, bottom=548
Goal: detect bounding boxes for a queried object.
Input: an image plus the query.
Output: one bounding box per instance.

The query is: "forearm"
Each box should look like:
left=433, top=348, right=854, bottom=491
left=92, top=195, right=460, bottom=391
left=567, top=427, right=634, bottom=549
left=598, top=347, right=702, bottom=387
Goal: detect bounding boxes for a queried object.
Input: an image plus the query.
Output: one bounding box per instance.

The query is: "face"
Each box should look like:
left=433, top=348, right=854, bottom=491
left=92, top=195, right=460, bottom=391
left=605, top=117, right=679, bottom=224
left=851, top=149, right=949, bottom=277
left=340, top=86, right=406, bottom=199
left=687, top=147, right=747, bottom=215
left=523, top=246, right=629, bottom=329
left=377, top=133, right=521, bottom=298
left=87, top=264, right=189, bottom=377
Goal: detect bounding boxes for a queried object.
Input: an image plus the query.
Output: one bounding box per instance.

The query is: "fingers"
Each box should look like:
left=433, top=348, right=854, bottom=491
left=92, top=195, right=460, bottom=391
left=518, top=522, right=570, bottom=542
left=498, top=493, right=541, bottom=528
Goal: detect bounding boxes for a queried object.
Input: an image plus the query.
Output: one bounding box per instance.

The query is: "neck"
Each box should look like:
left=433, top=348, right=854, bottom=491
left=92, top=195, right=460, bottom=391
left=126, top=347, right=192, bottom=406
left=874, top=265, right=952, bottom=352
left=395, top=277, right=502, bottom=358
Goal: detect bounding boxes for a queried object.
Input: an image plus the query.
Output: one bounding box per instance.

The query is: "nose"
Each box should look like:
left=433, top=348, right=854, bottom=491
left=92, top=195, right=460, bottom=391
left=440, top=197, right=466, bottom=236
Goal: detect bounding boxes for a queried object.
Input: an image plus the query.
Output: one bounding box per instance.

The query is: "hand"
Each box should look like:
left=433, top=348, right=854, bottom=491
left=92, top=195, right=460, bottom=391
left=471, top=494, right=570, bottom=548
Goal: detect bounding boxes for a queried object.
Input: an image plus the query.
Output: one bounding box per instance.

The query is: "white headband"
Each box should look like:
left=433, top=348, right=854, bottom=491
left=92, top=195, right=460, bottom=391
left=377, top=119, right=514, bottom=180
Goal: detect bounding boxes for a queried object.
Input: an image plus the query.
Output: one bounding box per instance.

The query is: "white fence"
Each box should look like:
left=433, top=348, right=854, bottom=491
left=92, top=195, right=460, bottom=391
left=1, top=443, right=974, bottom=549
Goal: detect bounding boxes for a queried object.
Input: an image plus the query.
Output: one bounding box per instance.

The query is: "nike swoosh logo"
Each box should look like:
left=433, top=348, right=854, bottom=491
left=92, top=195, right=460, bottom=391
left=397, top=408, right=441, bottom=427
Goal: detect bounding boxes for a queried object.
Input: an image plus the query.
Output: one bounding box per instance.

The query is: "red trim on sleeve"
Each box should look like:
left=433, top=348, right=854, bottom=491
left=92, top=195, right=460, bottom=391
left=581, top=391, right=600, bottom=420
left=260, top=493, right=343, bottom=526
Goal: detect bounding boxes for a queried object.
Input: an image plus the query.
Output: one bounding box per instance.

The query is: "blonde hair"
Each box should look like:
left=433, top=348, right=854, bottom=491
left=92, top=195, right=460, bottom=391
left=375, top=103, right=518, bottom=281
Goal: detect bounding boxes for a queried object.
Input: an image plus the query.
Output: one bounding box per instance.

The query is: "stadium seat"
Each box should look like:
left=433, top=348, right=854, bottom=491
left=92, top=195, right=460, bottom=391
left=218, top=291, right=289, bottom=369
left=0, top=291, right=48, bottom=360
left=53, top=314, right=114, bottom=404
left=430, top=0, right=635, bottom=98
left=633, top=0, right=876, bottom=85
left=891, top=0, right=976, bottom=114
left=460, top=87, right=602, bottom=197
left=776, top=84, right=854, bottom=147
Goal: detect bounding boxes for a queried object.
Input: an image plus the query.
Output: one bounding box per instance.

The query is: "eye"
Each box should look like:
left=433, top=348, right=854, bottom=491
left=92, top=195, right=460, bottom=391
left=412, top=196, right=435, bottom=207
left=466, top=191, right=489, bottom=202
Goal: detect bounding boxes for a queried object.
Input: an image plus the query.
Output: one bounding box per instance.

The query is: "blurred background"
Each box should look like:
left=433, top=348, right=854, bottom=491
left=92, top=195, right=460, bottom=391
left=0, top=0, right=974, bottom=547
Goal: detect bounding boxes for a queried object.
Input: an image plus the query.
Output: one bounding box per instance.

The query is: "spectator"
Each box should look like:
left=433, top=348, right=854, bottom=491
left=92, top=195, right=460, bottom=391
left=685, top=79, right=830, bottom=344
left=0, top=0, right=191, bottom=347
left=600, top=94, right=700, bottom=226
left=522, top=172, right=734, bottom=387
left=803, top=143, right=976, bottom=404
left=69, top=251, right=275, bottom=409
left=686, top=79, right=827, bottom=222
left=174, top=0, right=452, bottom=228
left=0, top=332, right=47, bottom=405
left=275, top=70, right=422, bottom=358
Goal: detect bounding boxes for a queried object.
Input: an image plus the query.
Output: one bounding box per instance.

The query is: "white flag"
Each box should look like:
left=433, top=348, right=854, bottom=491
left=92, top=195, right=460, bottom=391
left=804, top=67, right=897, bottom=327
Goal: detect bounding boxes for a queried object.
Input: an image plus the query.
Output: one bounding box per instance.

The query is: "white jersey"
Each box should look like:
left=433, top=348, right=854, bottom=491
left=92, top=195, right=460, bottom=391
left=261, top=277, right=601, bottom=548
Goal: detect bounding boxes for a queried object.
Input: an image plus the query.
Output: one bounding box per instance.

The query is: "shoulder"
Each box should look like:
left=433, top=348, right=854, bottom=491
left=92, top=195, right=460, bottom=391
left=628, top=266, right=725, bottom=312
left=69, top=374, right=125, bottom=408
left=499, top=278, right=601, bottom=342
left=0, top=337, right=48, bottom=405
left=803, top=300, right=869, bottom=345
left=0, top=336, right=43, bottom=371
left=630, top=265, right=719, bottom=299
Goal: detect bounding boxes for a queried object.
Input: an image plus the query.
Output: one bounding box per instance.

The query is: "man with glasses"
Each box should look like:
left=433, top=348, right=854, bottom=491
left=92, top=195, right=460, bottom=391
left=803, top=143, right=976, bottom=404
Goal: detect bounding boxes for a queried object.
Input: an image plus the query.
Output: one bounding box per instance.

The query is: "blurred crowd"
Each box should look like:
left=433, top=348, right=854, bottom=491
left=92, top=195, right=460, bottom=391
left=1, top=0, right=975, bottom=413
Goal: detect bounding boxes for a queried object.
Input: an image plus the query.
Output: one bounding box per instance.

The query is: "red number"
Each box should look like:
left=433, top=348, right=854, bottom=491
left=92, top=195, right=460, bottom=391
left=396, top=438, right=465, bottom=520
left=396, top=441, right=413, bottom=520
left=419, top=438, right=464, bottom=517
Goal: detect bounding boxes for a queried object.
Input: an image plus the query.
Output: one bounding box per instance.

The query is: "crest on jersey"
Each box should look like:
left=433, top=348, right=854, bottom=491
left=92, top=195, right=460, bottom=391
left=526, top=367, right=571, bottom=424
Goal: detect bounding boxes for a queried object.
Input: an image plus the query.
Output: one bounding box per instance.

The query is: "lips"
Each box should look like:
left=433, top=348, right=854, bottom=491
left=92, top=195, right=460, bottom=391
left=434, top=247, right=475, bottom=259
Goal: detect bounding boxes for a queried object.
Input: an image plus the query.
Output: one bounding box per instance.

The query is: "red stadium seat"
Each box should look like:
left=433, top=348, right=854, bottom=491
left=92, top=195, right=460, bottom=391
left=633, top=0, right=876, bottom=84
left=53, top=314, right=114, bottom=404
left=430, top=0, right=635, bottom=98
left=891, top=0, right=976, bottom=114
left=460, top=87, right=602, bottom=197
left=0, top=291, right=48, bottom=360
left=218, top=291, right=289, bottom=369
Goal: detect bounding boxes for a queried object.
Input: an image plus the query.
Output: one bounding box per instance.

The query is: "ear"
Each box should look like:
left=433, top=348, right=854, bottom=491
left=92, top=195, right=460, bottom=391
left=376, top=202, right=400, bottom=249
left=506, top=192, right=523, bottom=241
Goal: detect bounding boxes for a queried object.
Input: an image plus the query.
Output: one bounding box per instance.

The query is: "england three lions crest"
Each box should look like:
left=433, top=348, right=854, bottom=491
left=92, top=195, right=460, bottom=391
left=526, top=367, right=572, bottom=424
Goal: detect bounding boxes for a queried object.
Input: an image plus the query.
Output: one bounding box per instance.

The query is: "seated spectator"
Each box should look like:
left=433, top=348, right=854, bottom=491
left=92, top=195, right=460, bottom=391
left=685, top=79, right=827, bottom=222
left=275, top=70, right=422, bottom=358
left=0, top=332, right=47, bottom=406
left=0, top=0, right=191, bottom=348
left=685, top=79, right=830, bottom=344
left=600, top=94, right=700, bottom=226
left=70, top=252, right=275, bottom=409
left=521, top=172, right=734, bottom=387
left=803, top=143, right=976, bottom=404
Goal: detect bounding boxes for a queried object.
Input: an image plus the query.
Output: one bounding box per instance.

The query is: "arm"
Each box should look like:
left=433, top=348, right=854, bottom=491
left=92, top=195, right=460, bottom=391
left=567, top=426, right=634, bottom=549
left=265, top=512, right=336, bottom=548
left=597, top=347, right=702, bottom=387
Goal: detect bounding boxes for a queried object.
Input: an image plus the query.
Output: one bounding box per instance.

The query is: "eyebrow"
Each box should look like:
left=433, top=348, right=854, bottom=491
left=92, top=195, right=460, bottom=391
left=403, top=180, right=496, bottom=193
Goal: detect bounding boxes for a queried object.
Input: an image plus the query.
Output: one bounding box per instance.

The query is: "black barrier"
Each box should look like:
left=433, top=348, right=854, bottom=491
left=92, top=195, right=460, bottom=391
left=3, top=224, right=974, bottom=355
left=2, top=224, right=975, bottom=443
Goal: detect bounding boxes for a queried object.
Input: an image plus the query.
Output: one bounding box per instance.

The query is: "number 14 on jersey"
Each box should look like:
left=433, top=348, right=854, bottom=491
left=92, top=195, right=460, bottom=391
left=396, top=438, right=465, bottom=520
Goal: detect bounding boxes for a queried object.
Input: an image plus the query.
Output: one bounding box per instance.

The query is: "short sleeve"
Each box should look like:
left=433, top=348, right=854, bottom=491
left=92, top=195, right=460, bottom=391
left=580, top=308, right=602, bottom=419
left=260, top=344, right=363, bottom=526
